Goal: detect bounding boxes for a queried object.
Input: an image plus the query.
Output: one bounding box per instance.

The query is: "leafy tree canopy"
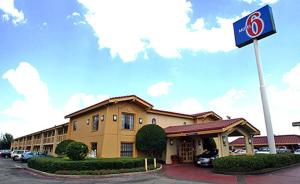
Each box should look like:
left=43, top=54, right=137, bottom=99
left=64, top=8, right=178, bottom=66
left=136, top=124, right=166, bottom=157
left=0, top=133, right=13, bottom=150
left=55, top=139, right=74, bottom=156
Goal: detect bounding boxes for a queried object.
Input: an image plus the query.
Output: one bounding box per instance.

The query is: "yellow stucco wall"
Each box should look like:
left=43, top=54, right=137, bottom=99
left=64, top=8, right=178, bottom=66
left=68, top=102, right=147, bottom=158
left=147, top=113, right=193, bottom=128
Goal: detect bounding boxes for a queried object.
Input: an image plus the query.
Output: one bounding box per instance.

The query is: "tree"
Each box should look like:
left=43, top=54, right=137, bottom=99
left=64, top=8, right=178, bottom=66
left=55, top=139, right=74, bottom=156
left=0, top=133, right=13, bottom=150
left=136, top=124, right=166, bottom=157
left=66, top=141, right=88, bottom=160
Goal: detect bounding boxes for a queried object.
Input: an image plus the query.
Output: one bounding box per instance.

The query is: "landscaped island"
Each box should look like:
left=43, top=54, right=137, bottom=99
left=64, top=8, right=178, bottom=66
left=213, top=154, right=300, bottom=174
left=28, top=157, right=157, bottom=175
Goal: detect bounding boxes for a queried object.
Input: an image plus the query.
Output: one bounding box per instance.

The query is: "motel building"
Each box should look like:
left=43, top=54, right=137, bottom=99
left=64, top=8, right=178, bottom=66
left=230, top=134, right=300, bottom=151
left=11, top=95, right=260, bottom=164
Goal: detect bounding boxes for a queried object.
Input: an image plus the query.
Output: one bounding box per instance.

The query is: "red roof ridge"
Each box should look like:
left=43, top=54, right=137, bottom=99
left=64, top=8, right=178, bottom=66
left=65, top=95, right=153, bottom=118
left=164, top=118, right=246, bottom=135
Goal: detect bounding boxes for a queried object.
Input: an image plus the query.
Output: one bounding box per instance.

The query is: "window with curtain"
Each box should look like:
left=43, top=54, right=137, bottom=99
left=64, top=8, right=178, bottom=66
left=121, top=113, right=134, bottom=130
left=92, top=115, right=99, bottom=131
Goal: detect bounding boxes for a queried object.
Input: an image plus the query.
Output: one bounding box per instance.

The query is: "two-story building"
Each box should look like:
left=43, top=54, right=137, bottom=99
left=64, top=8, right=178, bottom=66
left=12, top=95, right=260, bottom=164
left=11, top=123, right=68, bottom=155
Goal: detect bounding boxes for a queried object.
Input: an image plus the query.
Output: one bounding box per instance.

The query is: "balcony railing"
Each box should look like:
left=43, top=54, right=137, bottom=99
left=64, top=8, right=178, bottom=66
left=26, top=140, right=32, bottom=145
left=56, top=134, right=67, bottom=143
left=33, top=139, right=41, bottom=145
left=43, top=137, right=54, bottom=144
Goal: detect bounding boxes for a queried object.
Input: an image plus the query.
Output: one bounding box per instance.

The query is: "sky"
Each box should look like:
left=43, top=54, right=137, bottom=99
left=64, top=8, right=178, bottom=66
left=0, top=0, right=300, bottom=138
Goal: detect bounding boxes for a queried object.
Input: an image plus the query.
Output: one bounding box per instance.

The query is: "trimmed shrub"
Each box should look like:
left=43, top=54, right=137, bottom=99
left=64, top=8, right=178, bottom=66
left=213, top=154, right=300, bottom=173
left=55, top=139, right=74, bottom=156
left=28, top=157, right=155, bottom=173
left=136, top=124, right=166, bottom=157
left=66, top=142, right=88, bottom=160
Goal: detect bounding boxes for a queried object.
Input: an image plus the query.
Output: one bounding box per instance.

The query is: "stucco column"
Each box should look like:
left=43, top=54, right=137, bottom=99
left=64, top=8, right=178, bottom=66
left=30, top=136, right=34, bottom=151
left=53, top=129, right=58, bottom=156
left=217, top=133, right=230, bottom=157
left=40, top=133, right=44, bottom=153
left=245, top=135, right=254, bottom=155
left=165, top=138, right=177, bottom=164
left=195, top=137, right=203, bottom=155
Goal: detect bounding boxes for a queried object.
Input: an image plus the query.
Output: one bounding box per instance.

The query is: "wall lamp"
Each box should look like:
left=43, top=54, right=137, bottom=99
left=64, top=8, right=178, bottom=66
left=222, top=135, right=227, bottom=146
left=248, top=137, right=252, bottom=144
left=170, top=139, right=174, bottom=145
left=100, top=115, right=104, bottom=121
left=139, top=118, right=143, bottom=124
left=113, top=114, right=117, bottom=121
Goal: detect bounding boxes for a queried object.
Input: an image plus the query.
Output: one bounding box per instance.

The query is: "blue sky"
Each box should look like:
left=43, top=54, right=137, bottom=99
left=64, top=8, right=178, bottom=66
left=1, top=0, right=300, bottom=137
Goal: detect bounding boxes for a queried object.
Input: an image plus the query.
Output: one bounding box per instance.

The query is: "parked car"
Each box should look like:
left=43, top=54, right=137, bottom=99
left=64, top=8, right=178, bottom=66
left=195, top=149, right=218, bottom=167
left=256, top=147, right=270, bottom=154
left=294, top=149, right=300, bottom=155
left=21, top=152, right=48, bottom=162
left=276, top=146, right=291, bottom=153
left=0, top=150, right=11, bottom=158
left=11, top=150, right=29, bottom=161
left=234, top=149, right=246, bottom=154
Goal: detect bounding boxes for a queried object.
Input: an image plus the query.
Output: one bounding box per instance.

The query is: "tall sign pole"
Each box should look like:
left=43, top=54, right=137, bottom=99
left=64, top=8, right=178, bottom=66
left=233, top=5, right=277, bottom=153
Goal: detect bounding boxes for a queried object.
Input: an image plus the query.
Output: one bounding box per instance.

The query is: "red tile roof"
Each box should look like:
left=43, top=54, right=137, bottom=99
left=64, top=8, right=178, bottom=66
left=230, top=135, right=300, bottom=146
left=65, top=95, right=153, bottom=118
left=165, top=118, right=244, bottom=135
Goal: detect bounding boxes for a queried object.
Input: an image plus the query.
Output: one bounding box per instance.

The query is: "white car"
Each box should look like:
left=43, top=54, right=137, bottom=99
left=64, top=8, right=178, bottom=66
left=11, top=150, right=29, bottom=161
left=294, top=149, right=300, bottom=155
left=256, top=147, right=270, bottom=154
left=234, top=149, right=246, bottom=154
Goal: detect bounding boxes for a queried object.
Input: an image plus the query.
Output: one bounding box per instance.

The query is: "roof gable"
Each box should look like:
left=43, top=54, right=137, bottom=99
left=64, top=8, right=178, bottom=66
left=164, top=118, right=259, bottom=136
left=65, top=95, right=153, bottom=118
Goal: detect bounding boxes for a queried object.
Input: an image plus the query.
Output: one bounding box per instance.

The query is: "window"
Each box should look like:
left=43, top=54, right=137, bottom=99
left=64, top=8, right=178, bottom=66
left=63, top=126, right=68, bottom=134
left=120, top=143, right=133, bottom=157
left=92, top=115, right=99, bottom=131
left=151, top=118, right=156, bottom=125
left=121, top=113, right=134, bottom=130
left=73, top=121, right=77, bottom=131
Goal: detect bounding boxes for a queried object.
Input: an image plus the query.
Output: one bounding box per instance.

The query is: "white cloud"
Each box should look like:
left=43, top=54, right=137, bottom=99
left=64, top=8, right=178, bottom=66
left=2, top=62, right=63, bottom=137
left=241, top=0, right=279, bottom=5
left=172, top=97, right=204, bottom=114
left=67, top=11, right=86, bottom=26
left=259, top=0, right=278, bottom=5
left=64, top=93, right=109, bottom=114
left=1, top=62, right=109, bottom=137
left=0, top=0, right=26, bottom=25
left=147, top=82, right=172, bottom=97
left=77, top=0, right=244, bottom=62
left=282, top=63, right=300, bottom=91
left=208, top=62, right=300, bottom=136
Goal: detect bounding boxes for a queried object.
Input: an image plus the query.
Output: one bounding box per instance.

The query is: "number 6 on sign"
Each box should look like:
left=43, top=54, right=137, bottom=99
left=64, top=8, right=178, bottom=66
left=246, top=12, right=264, bottom=38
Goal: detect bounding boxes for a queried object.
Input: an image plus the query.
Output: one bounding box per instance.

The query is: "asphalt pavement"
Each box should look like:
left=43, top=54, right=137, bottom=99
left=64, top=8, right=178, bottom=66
left=0, top=158, right=208, bottom=184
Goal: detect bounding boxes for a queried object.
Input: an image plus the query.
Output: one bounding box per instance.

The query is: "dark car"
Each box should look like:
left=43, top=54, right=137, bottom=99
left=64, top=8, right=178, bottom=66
left=21, top=151, right=48, bottom=162
left=195, top=149, right=218, bottom=167
left=0, top=150, right=11, bottom=158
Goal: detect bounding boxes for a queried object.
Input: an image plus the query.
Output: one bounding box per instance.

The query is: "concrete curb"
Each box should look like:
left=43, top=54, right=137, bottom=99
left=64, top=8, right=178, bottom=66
left=24, top=165, right=163, bottom=179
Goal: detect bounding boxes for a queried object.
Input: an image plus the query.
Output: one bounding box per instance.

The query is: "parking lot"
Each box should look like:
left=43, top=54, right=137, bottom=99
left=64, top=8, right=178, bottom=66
left=0, top=158, right=207, bottom=184
left=1, top=157, right=300, bottom=184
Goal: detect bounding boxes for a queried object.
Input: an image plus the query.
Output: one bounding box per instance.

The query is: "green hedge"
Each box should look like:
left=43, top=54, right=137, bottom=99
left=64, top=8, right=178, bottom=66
left=213, top=154, right=300, bottom=173
left=28, top=157, right=155, bottom=173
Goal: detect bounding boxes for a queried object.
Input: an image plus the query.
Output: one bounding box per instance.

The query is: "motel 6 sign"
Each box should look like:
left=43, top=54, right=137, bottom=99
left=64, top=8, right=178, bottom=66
left=233, top=5, right=276, bottom=48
